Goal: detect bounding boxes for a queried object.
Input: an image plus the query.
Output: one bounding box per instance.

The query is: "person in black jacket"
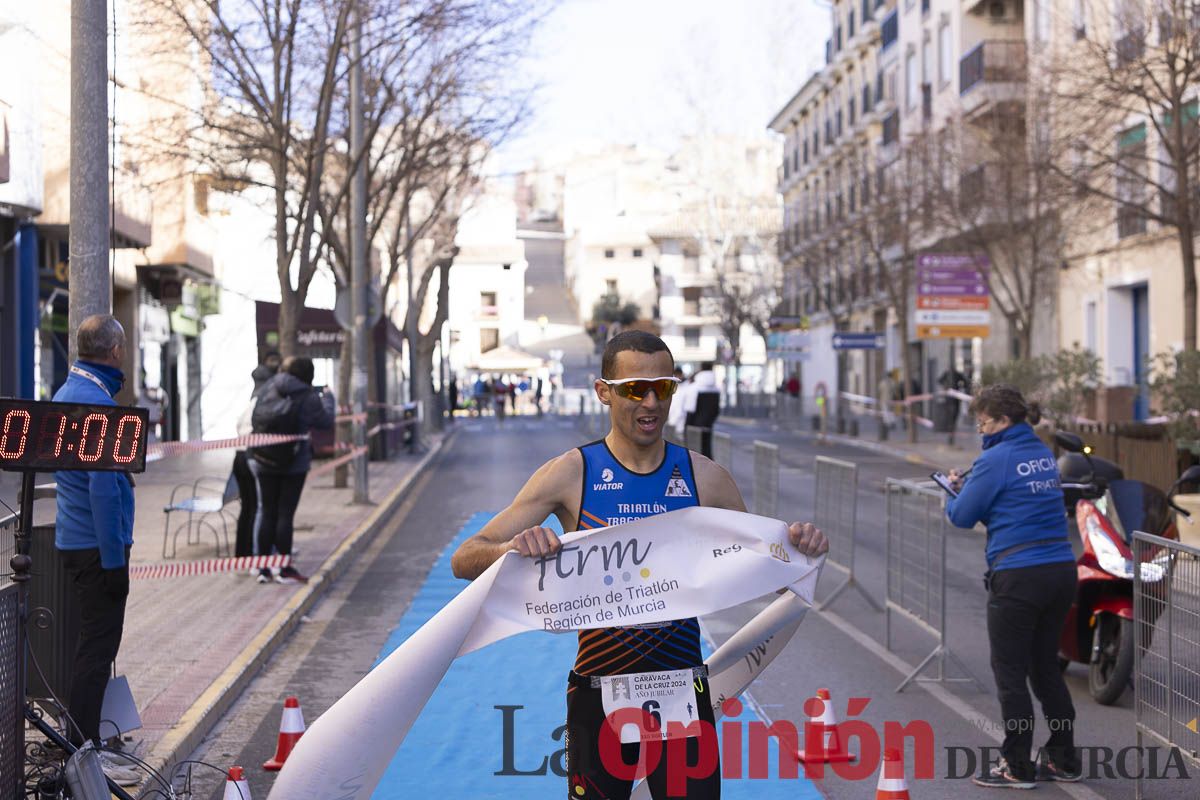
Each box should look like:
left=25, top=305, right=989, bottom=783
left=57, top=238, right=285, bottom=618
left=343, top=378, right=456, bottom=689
left=250, top=356, right=335, bottom=583
left=233, top=352, right=281, bottom=557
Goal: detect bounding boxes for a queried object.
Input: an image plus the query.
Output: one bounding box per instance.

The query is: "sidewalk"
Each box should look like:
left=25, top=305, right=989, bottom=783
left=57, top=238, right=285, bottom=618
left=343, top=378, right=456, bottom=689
left=17, top=431, right=450, bottom=787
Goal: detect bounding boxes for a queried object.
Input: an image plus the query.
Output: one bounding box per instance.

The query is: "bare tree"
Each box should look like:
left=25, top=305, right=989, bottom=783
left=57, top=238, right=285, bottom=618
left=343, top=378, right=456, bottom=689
left=844, top=138, right=925, bottom=437
left=137, top=0, right=541, bottom=358
left=309, top=0, right=541, bottom=445
left=1048, top=0, right=1200, bottom=349
left=704, top=225, right=783, bottom=378
left=933, top=99, right=1087, bottom=359
left=666, top=138, right=782, bottom=396
left=136, top=0, right=367, bottom=356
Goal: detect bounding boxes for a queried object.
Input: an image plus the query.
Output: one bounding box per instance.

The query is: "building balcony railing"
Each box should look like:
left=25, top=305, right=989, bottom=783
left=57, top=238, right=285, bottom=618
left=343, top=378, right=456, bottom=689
left=959, top=40, right=1027, bottom=118
left=674, top=272, right=716, bottom=289
left=1160, top=185, right=1200, bottom=226
left=960, top=40, right=1027, bottom=95
left=881, top=110, right=900, bottom=146
left=477, top=304, right=501, bottom=319
left=1117, top=203, right=1148, bottom=239
left=1115, top=29, right=1146, bottom=66
left=880, top=10, right=899, bottom=52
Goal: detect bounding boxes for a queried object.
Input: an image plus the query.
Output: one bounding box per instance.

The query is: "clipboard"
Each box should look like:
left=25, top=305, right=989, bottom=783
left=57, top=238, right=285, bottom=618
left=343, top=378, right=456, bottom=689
left=930, top=471, right=959, bottom=498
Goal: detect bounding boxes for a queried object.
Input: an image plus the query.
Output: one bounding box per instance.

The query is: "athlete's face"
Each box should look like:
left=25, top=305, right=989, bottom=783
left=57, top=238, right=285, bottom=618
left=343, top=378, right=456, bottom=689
left=596, top=350, right=676, bottom=447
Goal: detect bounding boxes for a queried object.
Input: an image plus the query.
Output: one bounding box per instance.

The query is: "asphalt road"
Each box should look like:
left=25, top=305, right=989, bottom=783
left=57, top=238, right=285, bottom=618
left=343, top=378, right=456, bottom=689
left=179, top=415, right=1191, bottom=799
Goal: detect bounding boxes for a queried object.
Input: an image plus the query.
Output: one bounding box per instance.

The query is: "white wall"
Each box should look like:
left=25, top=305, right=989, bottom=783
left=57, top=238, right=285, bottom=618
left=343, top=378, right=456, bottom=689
left=0, top=5, right=44, bottom=214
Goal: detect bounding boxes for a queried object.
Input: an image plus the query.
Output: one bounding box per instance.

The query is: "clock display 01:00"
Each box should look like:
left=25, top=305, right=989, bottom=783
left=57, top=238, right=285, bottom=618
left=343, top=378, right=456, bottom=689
left=0, top=399, right=149, bottom=472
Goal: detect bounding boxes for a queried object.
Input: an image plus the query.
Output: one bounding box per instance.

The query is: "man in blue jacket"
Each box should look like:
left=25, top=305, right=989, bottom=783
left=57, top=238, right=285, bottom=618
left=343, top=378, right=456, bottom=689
left=53, top=314, right=140, bottom=786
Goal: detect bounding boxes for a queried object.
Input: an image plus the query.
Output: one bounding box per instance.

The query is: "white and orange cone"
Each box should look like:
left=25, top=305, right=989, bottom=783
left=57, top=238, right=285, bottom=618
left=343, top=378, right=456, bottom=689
left=263, top=696, right=306, bottom=771
left=797, top=687, right=856, bottom=764
left=875, top=749, right=911, bottom=800
left=222, top=766, right=252, bottom=800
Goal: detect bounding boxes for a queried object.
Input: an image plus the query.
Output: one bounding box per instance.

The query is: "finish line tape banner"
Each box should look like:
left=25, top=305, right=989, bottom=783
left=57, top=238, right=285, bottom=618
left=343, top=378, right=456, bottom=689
left=267, top=506, right=823, bottom=800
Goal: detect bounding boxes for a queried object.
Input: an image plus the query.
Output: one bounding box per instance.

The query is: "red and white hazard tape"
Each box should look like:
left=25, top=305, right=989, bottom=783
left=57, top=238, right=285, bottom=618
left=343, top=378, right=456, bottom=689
left=129, top=553, right=292, bottom=581
left=147, top=433, right=308, bottom=463
left=309, top=446, right=370, bottom=478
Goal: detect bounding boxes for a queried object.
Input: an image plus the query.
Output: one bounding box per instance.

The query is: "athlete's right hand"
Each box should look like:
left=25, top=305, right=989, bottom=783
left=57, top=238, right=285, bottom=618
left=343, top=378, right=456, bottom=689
left=508, top=526, right=562, bottom=558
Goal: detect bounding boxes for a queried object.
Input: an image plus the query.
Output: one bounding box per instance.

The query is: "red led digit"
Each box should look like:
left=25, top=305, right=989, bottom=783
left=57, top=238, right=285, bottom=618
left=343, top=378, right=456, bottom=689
left=0, top=409, right=32, bottom=459
left=112, top=415, right=143, bottom=464
left=78, top=413, right=109, bottom=463
left=35, top=412, right=68, bottom=459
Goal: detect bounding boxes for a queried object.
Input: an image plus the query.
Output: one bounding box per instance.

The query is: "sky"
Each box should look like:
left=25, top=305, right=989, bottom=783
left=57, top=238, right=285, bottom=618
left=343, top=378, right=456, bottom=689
left=495, top=0, right=832, bottom=173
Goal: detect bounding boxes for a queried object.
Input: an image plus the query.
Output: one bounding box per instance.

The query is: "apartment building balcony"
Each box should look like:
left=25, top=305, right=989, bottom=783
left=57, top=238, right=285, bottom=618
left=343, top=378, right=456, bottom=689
left=674, top=271, right=716, bottom=289
left=959, top=40, right=1026, bottom=119
left=880, top=10, right=899, bottom=54
left=40, top=166, right=154, bottom=249
left=675, top=312, right=720, bottom=327
left=476, top=304, right=501, bottom=320
left=881, top=109, right=900, bottom=147
left=1117, top=204, right=1148, bottom=239
left=854, top=0, right=881, bottom=49
left=1115, top=28, right=1146, bottom=67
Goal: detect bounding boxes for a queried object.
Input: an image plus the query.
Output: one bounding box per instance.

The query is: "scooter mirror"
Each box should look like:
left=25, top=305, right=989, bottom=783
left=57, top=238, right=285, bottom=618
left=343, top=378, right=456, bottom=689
left=1172, top=465, right=1200, bottom=493
left=1055, top=431, right=1085, bottom=453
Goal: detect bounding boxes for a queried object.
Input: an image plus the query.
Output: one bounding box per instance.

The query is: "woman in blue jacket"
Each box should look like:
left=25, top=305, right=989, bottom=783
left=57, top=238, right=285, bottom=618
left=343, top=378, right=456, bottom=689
left=946, top=384, right=1081, bottom=788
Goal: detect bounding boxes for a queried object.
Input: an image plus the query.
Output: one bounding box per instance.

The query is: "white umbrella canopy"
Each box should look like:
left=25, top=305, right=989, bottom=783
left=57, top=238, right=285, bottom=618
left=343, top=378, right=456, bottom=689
left=467, top=345, right=546, bottom=373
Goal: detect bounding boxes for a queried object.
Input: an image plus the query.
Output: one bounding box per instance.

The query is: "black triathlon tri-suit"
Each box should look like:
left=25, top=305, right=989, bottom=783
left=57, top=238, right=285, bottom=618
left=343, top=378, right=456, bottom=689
left=565, top=439, right=720, bottom=799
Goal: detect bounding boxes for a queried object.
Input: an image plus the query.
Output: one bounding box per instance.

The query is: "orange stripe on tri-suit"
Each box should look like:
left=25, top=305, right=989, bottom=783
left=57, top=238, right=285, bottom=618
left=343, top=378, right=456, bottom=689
left=580, top=508, right=607, bottom=528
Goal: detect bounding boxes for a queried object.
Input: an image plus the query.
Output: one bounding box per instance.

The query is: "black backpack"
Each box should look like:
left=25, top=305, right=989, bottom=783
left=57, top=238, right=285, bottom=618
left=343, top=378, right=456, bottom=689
left=248, top=383, right=305, bottom=470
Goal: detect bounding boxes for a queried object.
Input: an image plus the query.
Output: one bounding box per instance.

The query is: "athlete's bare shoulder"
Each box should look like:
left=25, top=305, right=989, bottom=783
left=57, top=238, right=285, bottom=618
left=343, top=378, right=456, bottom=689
left=535, top=447, right=583, bottom=497
left=690, top=450, right=747, bottom=512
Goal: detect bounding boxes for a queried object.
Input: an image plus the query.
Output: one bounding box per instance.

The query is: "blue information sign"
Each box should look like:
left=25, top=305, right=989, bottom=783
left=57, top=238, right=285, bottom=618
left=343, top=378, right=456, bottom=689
left=831, top=332, right=885, bottom=350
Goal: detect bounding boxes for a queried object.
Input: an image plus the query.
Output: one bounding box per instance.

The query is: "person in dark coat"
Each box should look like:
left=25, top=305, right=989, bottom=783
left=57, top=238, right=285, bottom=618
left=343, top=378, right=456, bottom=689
left=233, top=352, right=281, bottom=557
left=249, top=356, right=335, bottom=583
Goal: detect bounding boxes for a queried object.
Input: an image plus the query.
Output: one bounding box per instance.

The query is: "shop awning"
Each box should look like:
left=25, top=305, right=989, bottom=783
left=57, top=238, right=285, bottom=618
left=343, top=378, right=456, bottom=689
left=467, top=345, right=545, bottom=373
left=256, top=300, right=404, bottom=359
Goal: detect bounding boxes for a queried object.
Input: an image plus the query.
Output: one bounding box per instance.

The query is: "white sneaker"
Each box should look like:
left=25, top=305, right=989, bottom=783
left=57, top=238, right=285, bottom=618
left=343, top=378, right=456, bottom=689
left=99, top=753, right=142, bottom=787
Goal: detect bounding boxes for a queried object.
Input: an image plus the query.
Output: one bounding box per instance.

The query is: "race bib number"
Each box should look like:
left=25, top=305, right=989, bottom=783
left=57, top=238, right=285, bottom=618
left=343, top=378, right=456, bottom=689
left=600, top=669, right=701, bottom=743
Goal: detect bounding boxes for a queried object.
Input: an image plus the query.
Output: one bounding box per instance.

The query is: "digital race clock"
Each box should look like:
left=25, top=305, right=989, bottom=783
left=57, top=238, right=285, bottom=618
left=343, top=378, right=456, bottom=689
left=0, top=399, right=149, bottom=473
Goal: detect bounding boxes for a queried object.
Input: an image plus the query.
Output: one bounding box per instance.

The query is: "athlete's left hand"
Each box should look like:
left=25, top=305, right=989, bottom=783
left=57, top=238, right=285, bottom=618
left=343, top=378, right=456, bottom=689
left=787, top=522, right=828, bottom=557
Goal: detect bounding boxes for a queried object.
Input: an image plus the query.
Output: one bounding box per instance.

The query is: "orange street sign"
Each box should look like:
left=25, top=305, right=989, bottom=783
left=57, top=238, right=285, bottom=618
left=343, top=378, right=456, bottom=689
left=916, top=324, right=991, bottom=339
left=916, top=296, right=990, bottom=311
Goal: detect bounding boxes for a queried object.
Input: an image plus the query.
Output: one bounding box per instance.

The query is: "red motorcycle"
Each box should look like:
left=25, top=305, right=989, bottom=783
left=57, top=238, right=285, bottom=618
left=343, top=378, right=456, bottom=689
left=1054, top=431, right=1200, bottom=704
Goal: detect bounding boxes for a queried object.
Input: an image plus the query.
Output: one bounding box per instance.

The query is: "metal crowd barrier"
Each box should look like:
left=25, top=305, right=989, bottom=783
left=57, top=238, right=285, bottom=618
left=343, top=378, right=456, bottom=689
left=0, top=513, right=14, bottom=586
left=712, top=431, right=733, bottom=473
left=753, top=441, right=779, bottom=518
left=814, top=456, right=881, bottom=612
left=685, top=425, right=703, bottom=454
left=884, top=478, right=979, bottom=692
left=1134, top=531, right=1200, bottom=799
left=0, top=581, right=19, bottom=800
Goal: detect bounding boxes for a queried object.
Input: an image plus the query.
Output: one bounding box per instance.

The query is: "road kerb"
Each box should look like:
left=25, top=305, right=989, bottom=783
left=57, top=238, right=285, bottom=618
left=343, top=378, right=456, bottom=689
left=139, top=431, right=455, bottom=791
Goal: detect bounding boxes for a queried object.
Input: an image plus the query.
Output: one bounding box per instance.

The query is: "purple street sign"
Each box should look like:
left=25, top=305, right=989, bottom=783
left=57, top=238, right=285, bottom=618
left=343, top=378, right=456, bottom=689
left=916, top=253, right=989, bottom=270
left=918, top=267, right=987, bottom=282
left=918, top=283, right=988, bottom=296
left=917, top=253, right=990, bottom=297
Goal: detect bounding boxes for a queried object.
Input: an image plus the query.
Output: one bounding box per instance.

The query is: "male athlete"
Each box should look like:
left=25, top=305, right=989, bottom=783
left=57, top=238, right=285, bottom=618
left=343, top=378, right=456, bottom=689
left=451, top=330, right=827, bottom=799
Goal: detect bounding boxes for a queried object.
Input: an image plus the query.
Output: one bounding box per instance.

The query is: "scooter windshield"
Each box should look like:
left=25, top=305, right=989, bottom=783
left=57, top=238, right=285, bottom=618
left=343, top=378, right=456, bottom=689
left=1106, top=479, right=1170, bottom=544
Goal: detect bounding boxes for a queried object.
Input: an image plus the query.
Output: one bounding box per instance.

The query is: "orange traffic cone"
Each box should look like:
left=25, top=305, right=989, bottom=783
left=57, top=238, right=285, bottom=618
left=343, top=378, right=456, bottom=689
left=263, top=696, right=306, bottom=771
left=223, top=765, right=252, bottom=800
left=797, top=688, right=856, bottom=763
left=875, top=749, right=911, bottom=800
